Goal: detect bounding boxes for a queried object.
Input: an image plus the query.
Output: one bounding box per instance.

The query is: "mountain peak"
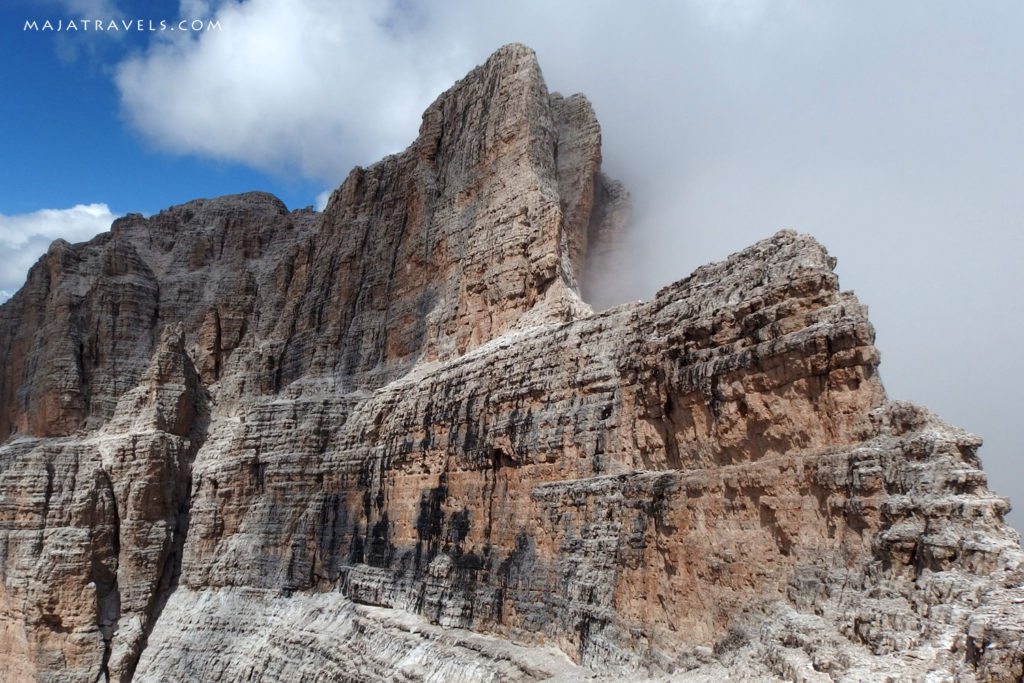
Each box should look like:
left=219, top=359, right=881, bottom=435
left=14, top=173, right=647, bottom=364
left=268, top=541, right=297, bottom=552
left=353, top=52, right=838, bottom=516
left=291, top=42, right=627, bottom=384
left=0, top=45, right=629, bottom=441
left=0, top=44, right=1020, bottom=683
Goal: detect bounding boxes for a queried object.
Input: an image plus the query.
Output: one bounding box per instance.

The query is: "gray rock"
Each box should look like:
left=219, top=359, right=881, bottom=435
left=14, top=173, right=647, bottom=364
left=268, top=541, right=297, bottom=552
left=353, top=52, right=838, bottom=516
left=0, top=43, right=1021, bottom=683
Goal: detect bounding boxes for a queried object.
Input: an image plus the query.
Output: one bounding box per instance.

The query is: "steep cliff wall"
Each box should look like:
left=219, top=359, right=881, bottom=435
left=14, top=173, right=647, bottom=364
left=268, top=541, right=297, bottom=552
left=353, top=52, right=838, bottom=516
left=1, top=44, right=1021, bottom=682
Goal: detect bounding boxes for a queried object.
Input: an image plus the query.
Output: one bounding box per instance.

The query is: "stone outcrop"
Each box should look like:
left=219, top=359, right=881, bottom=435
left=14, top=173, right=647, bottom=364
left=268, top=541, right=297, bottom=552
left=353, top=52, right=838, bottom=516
left=1, top=44, right=1021, bottom=682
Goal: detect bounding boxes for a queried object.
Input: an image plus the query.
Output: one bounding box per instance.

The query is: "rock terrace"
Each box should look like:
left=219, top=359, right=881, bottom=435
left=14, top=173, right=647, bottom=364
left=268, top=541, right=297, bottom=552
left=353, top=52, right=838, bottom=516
left=0, top=44, right=1021, bottom=682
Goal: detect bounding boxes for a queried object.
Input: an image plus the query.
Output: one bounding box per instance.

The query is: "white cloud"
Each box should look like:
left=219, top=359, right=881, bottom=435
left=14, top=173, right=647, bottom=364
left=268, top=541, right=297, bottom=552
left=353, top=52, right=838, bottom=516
left=114, top=1, right=795, bottom=186
left=115, top=0, right=789, bottom=185
left=0, top=204, right=119, bottom=299
left=178, top=0, right=214, bottom=18
left=314, top=189, right=332, bottom=212
left=115, top=0, right=468, bottom=188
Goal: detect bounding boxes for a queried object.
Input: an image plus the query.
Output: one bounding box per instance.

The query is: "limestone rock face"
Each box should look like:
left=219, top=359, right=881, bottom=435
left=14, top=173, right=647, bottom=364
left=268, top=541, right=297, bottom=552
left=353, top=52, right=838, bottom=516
left=1, top=44, right=1022, bottom=682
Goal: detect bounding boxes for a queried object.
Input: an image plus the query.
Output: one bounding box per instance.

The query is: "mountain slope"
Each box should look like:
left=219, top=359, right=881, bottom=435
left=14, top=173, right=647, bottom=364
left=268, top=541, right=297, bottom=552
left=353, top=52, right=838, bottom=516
left=0, top=44, right=1021, bottom=682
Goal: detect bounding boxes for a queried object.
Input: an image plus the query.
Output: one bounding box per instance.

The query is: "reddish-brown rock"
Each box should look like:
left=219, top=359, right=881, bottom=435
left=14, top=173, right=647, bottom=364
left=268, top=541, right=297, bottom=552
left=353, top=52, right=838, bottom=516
left=0, top=44, right=1021, bottom=682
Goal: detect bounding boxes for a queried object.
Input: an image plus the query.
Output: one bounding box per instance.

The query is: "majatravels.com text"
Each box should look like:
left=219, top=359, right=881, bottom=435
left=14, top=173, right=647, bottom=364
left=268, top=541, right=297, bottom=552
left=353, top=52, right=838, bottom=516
left=24, top=19, right=221, bottom=32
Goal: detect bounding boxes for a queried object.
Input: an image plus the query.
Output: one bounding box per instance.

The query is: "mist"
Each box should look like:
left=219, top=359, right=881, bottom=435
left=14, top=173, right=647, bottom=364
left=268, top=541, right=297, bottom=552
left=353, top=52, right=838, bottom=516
left=433, top=1, right=1024, bottom=530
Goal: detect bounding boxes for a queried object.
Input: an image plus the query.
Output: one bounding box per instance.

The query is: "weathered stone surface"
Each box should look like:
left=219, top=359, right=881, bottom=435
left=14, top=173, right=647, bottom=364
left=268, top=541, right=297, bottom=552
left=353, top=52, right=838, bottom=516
left=133, top=587, right=587, bottom=682
left=0, top=323, right=205, bottom=682
left=1, top=43, right=1022, bottom=682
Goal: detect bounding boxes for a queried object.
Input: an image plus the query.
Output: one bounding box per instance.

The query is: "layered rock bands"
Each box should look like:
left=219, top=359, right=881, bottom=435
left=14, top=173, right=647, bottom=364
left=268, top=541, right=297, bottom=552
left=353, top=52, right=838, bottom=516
left=1, top=44, right=1021, bottom=682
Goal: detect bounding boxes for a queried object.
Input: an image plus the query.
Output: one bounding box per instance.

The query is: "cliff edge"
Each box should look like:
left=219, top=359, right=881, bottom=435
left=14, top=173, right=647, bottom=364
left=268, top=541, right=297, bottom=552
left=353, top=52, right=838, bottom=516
left=0, top=44, right=1021, bottom=682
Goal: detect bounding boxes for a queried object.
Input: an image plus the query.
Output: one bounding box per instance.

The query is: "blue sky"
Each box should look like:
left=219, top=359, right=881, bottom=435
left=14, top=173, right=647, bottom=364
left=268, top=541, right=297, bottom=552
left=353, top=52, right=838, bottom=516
left=2, top=0, right=1023, bottom=530
left=0, top=0, right=332, bottom=300
left=0, top=0, right=458, bottom=297
left=1, top=0, right=322, bottom=218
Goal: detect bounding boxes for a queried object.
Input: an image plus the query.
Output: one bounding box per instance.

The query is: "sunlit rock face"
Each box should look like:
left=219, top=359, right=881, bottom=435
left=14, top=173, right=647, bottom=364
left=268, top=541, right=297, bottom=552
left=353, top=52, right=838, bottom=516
left=1, top=44, right=1021, bottom=683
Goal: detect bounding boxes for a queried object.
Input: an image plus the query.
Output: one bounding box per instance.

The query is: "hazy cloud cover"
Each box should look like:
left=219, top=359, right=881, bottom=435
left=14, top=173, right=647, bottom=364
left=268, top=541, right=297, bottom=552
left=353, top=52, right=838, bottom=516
left=0, top=203, right=120, bottom=296
left=4, top=1, right=1022, bottom=527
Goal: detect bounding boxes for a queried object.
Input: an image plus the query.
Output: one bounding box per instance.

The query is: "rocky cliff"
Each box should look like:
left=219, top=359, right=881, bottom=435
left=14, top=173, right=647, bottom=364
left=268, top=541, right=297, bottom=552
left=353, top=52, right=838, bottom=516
left=1, top=44, right=1021, bottom=682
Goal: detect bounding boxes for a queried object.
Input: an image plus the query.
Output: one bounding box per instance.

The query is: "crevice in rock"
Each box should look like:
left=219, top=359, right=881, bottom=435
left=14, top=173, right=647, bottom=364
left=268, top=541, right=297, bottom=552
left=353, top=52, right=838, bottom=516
left=94, top=467, right=120, bottom=683
left=122, top=355, right=210, bottom=683
left=661, top=394, right=682, bottom=469
left=3, top=44, right=1023, bottom=683
left=212, top=309, right=222, bottom=381
left=40, top=461, right=54, bottom=534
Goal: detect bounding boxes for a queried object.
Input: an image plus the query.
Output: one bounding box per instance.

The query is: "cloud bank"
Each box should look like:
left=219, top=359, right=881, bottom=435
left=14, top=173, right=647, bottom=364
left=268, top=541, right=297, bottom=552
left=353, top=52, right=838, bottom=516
left=115, top=0, right=467, bottom=186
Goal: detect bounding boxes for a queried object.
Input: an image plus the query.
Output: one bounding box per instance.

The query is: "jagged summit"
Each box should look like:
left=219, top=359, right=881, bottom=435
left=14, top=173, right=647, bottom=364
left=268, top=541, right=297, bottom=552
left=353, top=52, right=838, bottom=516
left=0, top=45, right=1022, bottom=682
left=0, top=43, right=627, bottom=444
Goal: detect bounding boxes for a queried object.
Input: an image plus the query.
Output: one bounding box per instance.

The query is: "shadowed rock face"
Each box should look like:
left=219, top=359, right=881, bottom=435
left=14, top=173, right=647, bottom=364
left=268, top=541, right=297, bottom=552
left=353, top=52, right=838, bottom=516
left=0, top=44, right=1021, bottom=682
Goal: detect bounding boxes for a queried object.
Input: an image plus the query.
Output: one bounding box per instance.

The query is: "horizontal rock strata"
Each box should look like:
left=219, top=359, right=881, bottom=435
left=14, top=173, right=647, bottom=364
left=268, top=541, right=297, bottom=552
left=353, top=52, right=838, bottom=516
left=0, top=43, right=1021, bottom=682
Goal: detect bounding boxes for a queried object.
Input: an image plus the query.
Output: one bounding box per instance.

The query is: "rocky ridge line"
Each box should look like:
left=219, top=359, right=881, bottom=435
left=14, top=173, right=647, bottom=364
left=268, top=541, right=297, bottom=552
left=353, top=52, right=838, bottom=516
left=0, top=44, right=1021, bottom=682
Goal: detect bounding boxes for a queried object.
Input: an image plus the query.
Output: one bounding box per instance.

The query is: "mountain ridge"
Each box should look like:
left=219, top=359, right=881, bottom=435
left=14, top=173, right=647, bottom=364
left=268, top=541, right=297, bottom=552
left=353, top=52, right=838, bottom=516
left=0, top=43, right=1022, bottom=682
